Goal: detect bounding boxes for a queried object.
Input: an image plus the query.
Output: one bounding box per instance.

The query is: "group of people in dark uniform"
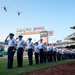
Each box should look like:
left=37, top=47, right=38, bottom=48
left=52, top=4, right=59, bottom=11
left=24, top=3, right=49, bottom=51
left=5, top=33, right=75, bottom=69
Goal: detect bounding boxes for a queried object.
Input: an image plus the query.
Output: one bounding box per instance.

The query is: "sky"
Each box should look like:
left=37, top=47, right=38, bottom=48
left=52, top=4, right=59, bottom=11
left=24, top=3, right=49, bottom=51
left=0, top=0, right=75, bottom=43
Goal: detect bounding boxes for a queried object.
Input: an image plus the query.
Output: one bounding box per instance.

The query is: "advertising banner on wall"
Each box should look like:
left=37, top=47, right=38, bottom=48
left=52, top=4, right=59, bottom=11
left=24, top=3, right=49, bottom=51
left=48, top=30, right=53, bottom=36
left=40, top=31, right=48, bottom=43
left=33, top=26, right=44, bottom=31
left=40, top=31, right=48, bottom=37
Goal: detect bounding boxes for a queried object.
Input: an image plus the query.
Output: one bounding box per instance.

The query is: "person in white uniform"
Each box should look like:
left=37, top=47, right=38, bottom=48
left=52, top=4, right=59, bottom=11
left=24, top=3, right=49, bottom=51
left=34, top=42, right=39, bottom=64
left=43, top=43, right=47, bottom=63
left=49, top=44, right=53, bottom=62
left=47, top=43, right=50, bottom=62
left=38, top=39, right=44, bottom=63
left=27, top=38, right=34, bottom=65
left=5, top=33, right=17, bottom=69
left=52, top=44, right=57, bottom=61
left=57, top=47, right=62, bottom=61
left=16, top=35, right=26, bottom=67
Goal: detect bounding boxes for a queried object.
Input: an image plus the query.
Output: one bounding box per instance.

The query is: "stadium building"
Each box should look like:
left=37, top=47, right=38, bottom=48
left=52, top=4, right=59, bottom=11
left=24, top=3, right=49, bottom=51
left=55, top=26, right=75, bottom=49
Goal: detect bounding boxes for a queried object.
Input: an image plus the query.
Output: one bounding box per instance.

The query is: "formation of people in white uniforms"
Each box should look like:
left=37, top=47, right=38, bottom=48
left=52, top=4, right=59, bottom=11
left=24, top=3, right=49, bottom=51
left=5, top=33, right=75, bottom=69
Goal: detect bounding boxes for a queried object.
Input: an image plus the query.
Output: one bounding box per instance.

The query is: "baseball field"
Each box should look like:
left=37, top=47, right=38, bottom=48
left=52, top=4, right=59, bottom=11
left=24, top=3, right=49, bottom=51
left=0, top=57, right=75, bottom=75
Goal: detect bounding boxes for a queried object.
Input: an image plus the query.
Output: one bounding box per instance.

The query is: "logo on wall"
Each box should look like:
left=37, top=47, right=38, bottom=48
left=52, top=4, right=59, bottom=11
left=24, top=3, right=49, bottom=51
left=33, top=26, right=44, bottom=31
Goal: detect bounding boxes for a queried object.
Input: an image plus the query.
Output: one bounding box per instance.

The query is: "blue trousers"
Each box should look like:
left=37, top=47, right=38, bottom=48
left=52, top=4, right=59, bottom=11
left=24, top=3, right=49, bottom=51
left=43, top=52, right=46, bottom=63
left=7, top=47, right=15, bottom=69
left=28, top=49, right=33, bottom=65
left=53, top=51, right=56, bottom=61
left=47, top=51, right=50, bottom=62
left=50, top=50, right=53, bottom=62
left=39, top=49, right=44, bottom=63
left=17, top=48, right=23, bottom=67
left=35, top=52, right=39, bottom=64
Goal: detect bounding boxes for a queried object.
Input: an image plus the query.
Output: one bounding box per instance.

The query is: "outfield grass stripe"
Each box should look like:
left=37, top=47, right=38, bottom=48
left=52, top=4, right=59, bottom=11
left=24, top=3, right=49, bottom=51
left=0, top=59, right=75, bottom=75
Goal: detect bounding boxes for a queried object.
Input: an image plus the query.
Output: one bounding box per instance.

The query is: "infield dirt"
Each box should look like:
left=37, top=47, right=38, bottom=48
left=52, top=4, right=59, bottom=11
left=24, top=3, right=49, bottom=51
left=22, top=62, right=75, bottom=75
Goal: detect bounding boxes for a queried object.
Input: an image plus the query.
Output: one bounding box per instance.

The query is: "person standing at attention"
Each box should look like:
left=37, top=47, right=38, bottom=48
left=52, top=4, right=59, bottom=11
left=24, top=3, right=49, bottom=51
left=27, top=38, right=34, bottom=65
left=5, top=33, right=17, bottom=69
left=38, top=39, right=44, bottom=63
left=43, top=43, right=47, bottom=63
left=16, top=35, right=26, bottom=67
left=52, top=43, right=57, bottom=62
left=34, top=42, right=39, bottom=64
left=47, top=43, right=50, bottom=62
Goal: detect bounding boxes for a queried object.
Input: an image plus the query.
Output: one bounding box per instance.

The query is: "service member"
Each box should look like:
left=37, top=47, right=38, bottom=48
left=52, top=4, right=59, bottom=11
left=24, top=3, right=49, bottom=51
left=38, top=39, right=44, bottom=63
left=16, top=35, right=26, bottom=67
left=34, top=42, right=39, bottom=64
left=27, top=38, right=34, bottom=65
left=47, top=43, right=50, bottom=62
left=49, top=44, right=53, bottom=62
left=5, top=33, right=17, bottom=69
left=52, top=44, right=57, bottom=62
left=57, top=47, right=62, bottom=61
left=43, top=43, right=47, bottom=63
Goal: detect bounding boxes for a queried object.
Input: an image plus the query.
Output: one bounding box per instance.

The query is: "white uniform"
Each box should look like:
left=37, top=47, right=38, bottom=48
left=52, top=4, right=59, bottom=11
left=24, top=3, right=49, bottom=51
left=38, top=43, right=44, bottom=49
left=6, top=38, right=16, bottom=47
left=53, top=46, right=57, bottom=52
left=27, top=42, right=34, bottom=49
left=58, top=49, right=62, bottom=54
left=47, top=46, right=50, bottom=51
left=34, top=45, right=39, bottom=53
left=63, top=49, right=68, bottom=54
left=61, top=49, right=64, bottom=55
left=43, top=45, right=47, bottom=52
left=49, top=46, right=53, bottom=51
left=27, top=42, right=34, bottom=65
left=17, top=40, right=25, bottom=48
left=6, top=38, right=16, bottom=69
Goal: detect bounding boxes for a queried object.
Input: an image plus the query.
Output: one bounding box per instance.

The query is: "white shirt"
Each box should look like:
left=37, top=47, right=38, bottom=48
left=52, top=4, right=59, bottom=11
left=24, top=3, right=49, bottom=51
left=34, top=45, right=39, bottom=53
left=58, top=49, right=62, bottom=54
left=63, top=49, right=68, bottom=54
left=17, top=40, right=25, bottom=48
left=53, top=46, right=57, bottom=51
left=61, top=50, right=64, bottom=54
left=7, top=38, right=16, bottom=47
left=67, top=50, right=72, bottom=54
left=43, top=45, right=47, bottom=52
left=47, top=46, right=50, bottom=51
left=38, top=43, right=44, bottom=49
left=50, top=46, right=53, bottom=51
left=27, top=42, right=34, bottom=49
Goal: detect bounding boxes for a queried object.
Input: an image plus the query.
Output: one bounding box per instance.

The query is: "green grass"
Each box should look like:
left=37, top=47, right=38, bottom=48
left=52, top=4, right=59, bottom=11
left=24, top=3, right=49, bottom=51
left=0, top=58, right=75, bottom=75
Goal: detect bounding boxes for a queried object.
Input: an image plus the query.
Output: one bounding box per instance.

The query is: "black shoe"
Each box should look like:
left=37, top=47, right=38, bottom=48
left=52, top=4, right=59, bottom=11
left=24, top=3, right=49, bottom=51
left=28, top=64, right=32, bottom=66
left=17, top=66, right=22, bottom=67
left=7, top=67, right=13, bottom=69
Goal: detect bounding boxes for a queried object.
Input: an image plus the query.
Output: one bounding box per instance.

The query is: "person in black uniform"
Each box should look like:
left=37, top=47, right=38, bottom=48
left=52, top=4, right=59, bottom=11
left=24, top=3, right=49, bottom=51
left=27, top=38, right=34, bottom=65
left=16, top=35, right=26, bottom=67
left=5, top=33, right=17, bottom=69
